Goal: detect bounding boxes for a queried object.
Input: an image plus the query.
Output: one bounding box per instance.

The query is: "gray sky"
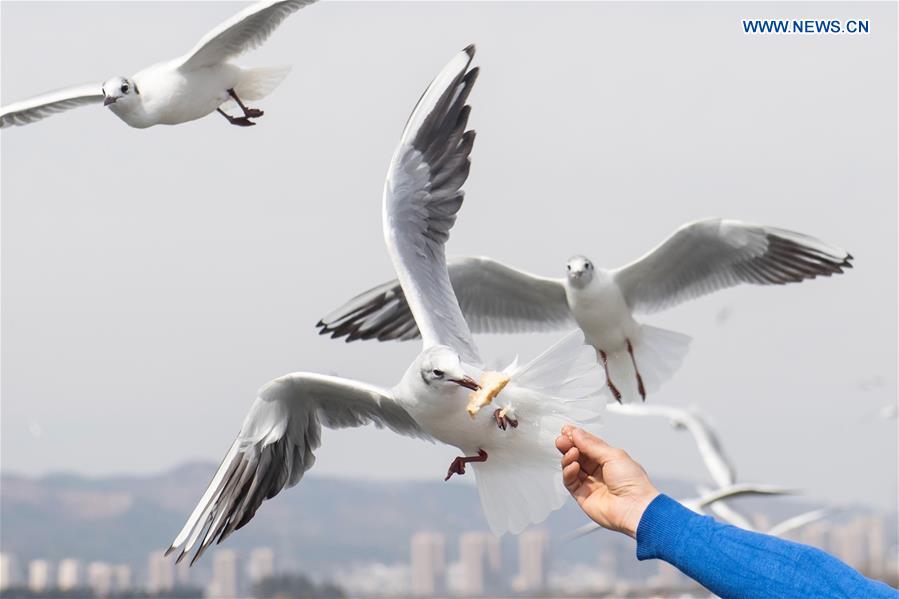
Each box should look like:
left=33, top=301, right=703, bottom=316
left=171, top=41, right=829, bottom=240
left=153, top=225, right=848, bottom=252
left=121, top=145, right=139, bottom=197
left=2, top=1, right=896, bottom=511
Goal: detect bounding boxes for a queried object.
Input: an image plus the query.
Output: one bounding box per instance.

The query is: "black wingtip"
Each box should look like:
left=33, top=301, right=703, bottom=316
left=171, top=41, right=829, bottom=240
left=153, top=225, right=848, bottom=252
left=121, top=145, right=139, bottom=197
left=463, top=44, right=476, bottom=58
left=163, top=546, right=176, bottom=558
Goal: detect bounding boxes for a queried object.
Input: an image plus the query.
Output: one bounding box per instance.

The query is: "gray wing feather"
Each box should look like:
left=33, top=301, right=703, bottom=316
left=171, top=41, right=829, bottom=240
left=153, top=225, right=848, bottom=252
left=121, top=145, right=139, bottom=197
left=612, top=218, right=853, bottom=314
left=0, top=84, right=103, bottom=128
left=166, top=373, right=427, bottom=565
left=178, top=0, right=315, bottom=71
left=317, top=256, right=573, bottom=342
left=382, top=47, right=481, bottom=363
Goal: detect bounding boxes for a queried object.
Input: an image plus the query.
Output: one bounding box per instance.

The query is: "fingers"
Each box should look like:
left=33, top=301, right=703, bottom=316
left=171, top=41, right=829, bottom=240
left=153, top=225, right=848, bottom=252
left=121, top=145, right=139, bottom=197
left=570, top=427, right=619, bottom=466
left=562, top=461, right=581, bottom=491
left=555, top=432, right=574, bottom=454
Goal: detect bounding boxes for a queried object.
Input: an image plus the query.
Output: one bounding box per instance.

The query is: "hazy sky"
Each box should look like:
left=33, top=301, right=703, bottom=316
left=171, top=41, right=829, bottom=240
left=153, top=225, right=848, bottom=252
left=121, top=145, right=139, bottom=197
left=2, top=2, right=896, bottom=511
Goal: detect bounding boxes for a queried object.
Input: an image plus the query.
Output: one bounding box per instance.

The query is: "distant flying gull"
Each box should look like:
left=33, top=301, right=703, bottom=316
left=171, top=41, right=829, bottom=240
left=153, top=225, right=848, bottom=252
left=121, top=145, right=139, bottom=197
left=319, top=222, right=852, bottom=404
left=699, top=484, right=829, bottom=537
left=607, top=403, right=735, bottom=488
left=766, top=509, right=829, bottom=538
left=167, top=46, right=605, bottom=565
left=0, top=0, right=315, bottom=129
left=564, top=483, right=794, bottom=541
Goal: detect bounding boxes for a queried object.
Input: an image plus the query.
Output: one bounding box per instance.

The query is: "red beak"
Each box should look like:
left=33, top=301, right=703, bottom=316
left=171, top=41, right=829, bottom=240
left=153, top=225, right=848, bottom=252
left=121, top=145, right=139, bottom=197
left=451, top=376, right=480, bottom=391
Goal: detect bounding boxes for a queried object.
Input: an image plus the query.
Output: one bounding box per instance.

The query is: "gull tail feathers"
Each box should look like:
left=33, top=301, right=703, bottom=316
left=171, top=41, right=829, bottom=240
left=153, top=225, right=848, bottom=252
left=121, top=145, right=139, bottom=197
left=473, top=446, right=568, bottom=536
left=473, top=330, right=606, bottom=535
left=604, top=325, right=691, bottom=403
left=510, top=329, right=607, bottom=417
left=223, top=66, right=292, bottom=109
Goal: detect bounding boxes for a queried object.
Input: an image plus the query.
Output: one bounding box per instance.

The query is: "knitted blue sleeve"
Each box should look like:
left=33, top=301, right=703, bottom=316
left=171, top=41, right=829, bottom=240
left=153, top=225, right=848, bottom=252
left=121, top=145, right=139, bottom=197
left=635, top=494, right=898, bottom=599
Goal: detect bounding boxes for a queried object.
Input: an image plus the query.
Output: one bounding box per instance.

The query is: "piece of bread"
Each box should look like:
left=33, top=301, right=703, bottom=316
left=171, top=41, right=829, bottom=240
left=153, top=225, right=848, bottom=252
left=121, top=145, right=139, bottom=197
left=467, top=371, right=510, bottom=418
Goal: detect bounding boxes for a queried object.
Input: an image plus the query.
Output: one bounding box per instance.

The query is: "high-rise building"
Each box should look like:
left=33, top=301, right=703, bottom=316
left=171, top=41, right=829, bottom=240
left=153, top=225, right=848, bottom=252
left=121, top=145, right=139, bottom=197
left=176, top=558, right=191, bottom=586
left=57, top=559, right=83, bottom=591
left=87, top=562, right=114, bottom=598
left=0, top=553, right=19, bottom=591
left=649, top=561, right=683, bottom=589
left=208, top=549, right=239, bottom=599
left=410, top=531, right=446, bottom=596
left=864, top=515, right=886, bottom=578
left=514, top=529, right=549, bottom=592
left=113, top=564, right=132, bottom=593
left=28, top=560, right=51, bottom=593
left=798, top=521, right=831, bottom=550
left=832, top=518, right=868, bottom=570
left=147, top=550, right=175, bottom=593
left=458, top=532, right=501, bottom=596
left=248, top=547, right=275, bottom=585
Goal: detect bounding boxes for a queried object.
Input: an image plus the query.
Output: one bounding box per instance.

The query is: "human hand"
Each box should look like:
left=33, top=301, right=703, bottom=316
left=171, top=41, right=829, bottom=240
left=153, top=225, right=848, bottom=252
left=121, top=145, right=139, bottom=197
left=556, top=425, right=660, bottom=538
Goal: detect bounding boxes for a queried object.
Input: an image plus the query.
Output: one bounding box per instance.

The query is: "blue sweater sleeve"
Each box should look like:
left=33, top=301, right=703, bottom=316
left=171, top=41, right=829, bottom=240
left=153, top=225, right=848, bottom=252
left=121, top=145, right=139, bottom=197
left=635, top=494, right=898, bottom=599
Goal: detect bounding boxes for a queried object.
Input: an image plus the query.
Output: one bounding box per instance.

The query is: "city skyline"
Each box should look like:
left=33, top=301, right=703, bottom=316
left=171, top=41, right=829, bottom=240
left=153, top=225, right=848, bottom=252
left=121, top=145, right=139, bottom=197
left=2, top=511, right=895, bottom=597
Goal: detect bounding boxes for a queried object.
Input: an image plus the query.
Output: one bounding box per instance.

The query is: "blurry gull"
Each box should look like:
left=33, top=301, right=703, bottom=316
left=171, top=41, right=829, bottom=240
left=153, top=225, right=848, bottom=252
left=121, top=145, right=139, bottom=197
left=319, top=222, right=852, bottom=404
left=1, top=0, right=315, bottom=129
left=700, top=484, right=829, bottom=537
left=565, top=484, right=794, bottom=541
left=608, top=402, right=735, bottom=488
left=166, top=46, right=605, bottom=565
left=767, top=509, right=829, bottom=537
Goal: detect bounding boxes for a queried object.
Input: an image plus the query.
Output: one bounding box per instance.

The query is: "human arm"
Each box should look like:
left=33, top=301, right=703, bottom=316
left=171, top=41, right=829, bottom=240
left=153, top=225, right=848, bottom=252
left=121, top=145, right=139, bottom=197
left=556, top=426, right=898, bottom=599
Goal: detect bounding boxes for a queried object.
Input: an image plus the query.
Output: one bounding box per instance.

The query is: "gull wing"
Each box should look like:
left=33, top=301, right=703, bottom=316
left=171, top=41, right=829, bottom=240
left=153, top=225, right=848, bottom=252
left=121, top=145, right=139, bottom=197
left=612, top=218, right=852, bottom=314
left=317, top=256, right=573, bottom=342
left=166, top=372, right=428, bottom=565
left=177, top=0, right=315, bottom=71
left=382, top=46, right=481, bottom=363
left=0, top=84, right=103, bottom=128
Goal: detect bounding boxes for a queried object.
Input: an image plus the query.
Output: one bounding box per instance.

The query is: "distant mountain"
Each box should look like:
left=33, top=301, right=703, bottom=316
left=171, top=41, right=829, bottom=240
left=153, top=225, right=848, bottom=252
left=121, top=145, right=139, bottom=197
left=0, top=463, right=886, bottom=585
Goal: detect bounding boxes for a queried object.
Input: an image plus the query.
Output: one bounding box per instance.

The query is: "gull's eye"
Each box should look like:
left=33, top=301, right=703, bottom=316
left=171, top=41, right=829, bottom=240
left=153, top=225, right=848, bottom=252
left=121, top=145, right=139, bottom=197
left=586, top=263, right=591, bottom=269
left=432, top=369, right=444, bottom=377
left=567, top=265, right=571, bottom=270
left=121, top=83, right=129, bottom=94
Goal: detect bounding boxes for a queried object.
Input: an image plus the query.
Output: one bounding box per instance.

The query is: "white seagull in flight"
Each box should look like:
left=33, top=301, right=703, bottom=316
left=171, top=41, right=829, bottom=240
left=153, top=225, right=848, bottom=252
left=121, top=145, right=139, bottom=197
left=565, top=483, right=795, bottom=541
left=0, top=0, right=315, bottom=129
left=166, top=46, right=605, bottom=565
left=607, top=403, right=735, bottom=489
left=319, top=223, right=852, bottom=404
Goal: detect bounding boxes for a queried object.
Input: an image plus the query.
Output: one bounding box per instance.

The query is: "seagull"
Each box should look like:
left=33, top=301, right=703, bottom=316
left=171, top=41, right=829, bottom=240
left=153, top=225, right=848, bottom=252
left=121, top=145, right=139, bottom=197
left=318, top=223, right=853, bottom=404
left=607, top=403, right=735, bottom=488
left=766, top=509, right=829, bottom=538
left=564, top=483, right=794, bottom=541
left=699, top=484, right=829, bottom=537
left=0, top=0, right=315, bottom=129
left=166, top=46, right=605, bottom=565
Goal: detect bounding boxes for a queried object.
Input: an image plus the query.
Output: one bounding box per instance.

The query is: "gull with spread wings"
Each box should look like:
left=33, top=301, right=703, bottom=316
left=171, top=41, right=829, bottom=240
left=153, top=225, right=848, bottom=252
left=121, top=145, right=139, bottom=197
left=1, top=0, right=315, bottom=129
left=320, top=222, right=852, bottom=404
left=166, top=46, right=605, bottom=565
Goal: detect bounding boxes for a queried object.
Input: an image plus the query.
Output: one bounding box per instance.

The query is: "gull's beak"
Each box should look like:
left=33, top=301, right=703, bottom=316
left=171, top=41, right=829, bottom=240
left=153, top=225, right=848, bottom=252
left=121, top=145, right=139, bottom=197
left=450, top=376, right=480, bottom=391
left=103, top=96, right=117, bottom=106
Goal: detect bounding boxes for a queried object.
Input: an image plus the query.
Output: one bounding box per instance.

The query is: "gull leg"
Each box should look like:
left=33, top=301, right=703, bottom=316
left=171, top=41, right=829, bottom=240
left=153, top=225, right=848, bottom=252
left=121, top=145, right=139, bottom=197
left=217, top=108, right=255, bottom=127
left=227, top=89, right=264, bottom=119
left=444, top=449, right=488, bottom=481
left=626, top=339, right=647, bottom=401
left=493, top=407, right=519, bottom=431
left=598, top=349, right=623, bottom=403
